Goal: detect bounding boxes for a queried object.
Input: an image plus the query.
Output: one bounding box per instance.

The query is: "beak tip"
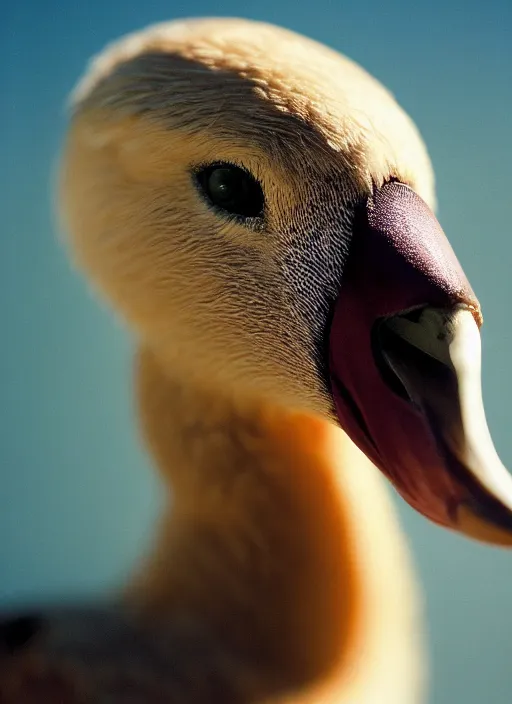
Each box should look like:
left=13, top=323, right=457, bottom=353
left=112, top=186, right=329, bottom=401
left=455, top=502, right=512, bottom=548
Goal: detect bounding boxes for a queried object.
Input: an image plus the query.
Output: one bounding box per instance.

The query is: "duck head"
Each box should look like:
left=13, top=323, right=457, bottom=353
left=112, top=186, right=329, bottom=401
left=59, top=18, right=512, bottom=545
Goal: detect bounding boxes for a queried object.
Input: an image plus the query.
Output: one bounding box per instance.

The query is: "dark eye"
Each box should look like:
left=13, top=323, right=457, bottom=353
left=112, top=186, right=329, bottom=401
left=194, top=163, right=265, bottom=220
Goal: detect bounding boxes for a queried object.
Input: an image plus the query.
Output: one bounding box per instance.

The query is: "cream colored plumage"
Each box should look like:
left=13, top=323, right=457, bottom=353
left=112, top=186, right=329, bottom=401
left=1, top=16, right=509, bottom=704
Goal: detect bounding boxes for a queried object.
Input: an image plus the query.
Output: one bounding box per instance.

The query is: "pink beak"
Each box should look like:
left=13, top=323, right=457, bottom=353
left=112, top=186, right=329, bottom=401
left=329, top=181, right=512, bottom=546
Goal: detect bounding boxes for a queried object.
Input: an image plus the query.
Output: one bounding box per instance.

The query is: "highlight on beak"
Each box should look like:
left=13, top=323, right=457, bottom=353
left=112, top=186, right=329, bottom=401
left=329, top=180, right=512, bottom=547
left=379, top=305, right=512, bottom=546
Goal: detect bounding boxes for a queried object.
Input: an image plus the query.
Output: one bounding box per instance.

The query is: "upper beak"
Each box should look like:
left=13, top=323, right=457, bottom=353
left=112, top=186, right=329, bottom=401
left=329, top=181, right=512, bottom=546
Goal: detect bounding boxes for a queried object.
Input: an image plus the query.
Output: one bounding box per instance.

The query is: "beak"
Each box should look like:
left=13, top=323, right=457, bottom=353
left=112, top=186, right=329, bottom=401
left=329, top=181, right=512, bottom=546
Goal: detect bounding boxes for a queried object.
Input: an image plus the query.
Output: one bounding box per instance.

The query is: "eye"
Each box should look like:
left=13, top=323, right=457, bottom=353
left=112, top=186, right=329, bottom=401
left=194, top=163, right=265, bottom=220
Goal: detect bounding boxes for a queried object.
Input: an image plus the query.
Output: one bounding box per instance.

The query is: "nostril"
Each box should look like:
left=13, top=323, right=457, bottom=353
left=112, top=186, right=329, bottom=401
left=0, top=614, right=44, bottom=655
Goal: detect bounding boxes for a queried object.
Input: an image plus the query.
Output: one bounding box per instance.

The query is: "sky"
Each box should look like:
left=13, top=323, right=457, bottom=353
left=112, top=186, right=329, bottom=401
left=1, top=1, right=512, bottom=702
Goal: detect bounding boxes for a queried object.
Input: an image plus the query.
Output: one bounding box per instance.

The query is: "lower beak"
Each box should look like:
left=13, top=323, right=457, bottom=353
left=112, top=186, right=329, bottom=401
left=379, top=304, right=512, bottom=545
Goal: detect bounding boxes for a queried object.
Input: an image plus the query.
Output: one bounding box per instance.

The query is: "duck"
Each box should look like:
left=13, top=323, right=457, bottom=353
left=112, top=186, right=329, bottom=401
left=1, top=16, right=512, bottom=704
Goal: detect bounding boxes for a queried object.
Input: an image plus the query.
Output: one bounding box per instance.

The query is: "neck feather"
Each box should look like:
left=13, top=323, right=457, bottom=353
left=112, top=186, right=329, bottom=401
left=125, top=346, right=425, bottom=703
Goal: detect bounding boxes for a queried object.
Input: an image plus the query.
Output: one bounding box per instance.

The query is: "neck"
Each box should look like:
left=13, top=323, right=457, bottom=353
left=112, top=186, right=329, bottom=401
left=125, top=346, right=425, bottom=703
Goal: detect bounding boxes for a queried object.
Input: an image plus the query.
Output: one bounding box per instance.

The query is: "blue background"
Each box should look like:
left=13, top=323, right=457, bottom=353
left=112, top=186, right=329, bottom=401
left=1, top=1, right=511, bottom=702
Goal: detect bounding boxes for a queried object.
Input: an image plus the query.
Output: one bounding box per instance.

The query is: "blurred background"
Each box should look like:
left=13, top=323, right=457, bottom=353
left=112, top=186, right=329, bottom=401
left=1, top=1, right=511, bottom=701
